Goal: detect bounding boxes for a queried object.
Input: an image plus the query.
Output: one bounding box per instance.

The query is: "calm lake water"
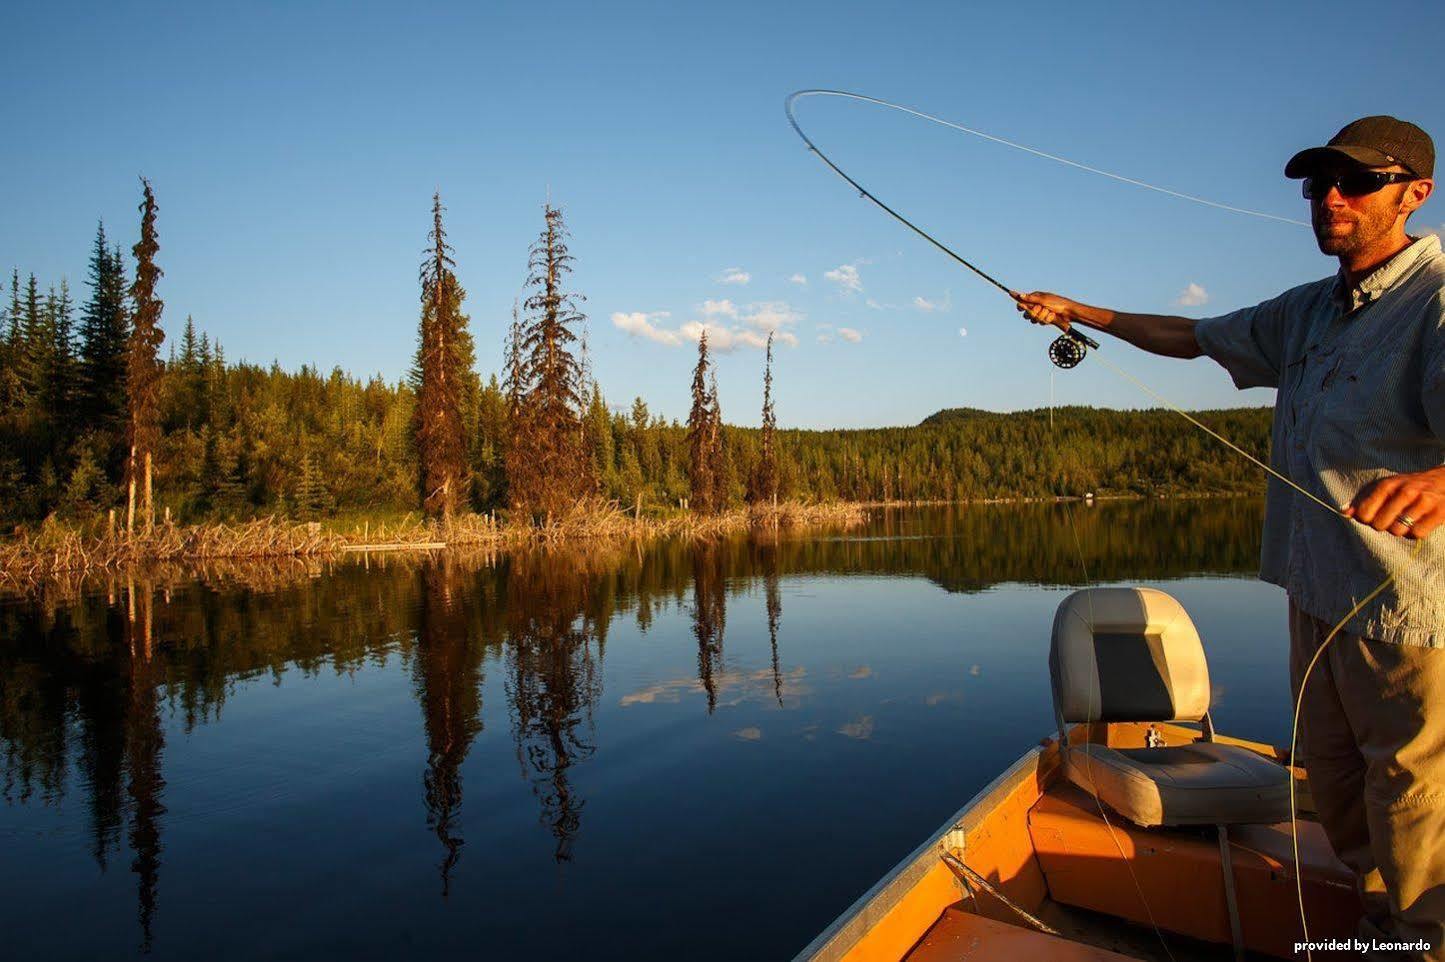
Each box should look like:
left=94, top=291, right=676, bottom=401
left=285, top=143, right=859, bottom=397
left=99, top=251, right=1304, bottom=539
left=0, top=500, right=1290, bottom=961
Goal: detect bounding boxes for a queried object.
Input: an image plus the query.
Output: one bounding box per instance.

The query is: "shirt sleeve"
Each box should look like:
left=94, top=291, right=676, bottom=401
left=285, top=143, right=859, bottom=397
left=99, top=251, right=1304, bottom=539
left=1423, top=291, right=1445, bottom=441
left=1193, top=289, right=1296, bottom=390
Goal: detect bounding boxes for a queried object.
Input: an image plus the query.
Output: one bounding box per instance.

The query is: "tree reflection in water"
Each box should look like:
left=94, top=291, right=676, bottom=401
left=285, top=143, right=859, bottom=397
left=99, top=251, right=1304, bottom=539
left=124, top=579, right=165, bottom=952
left=757, top=532, right=785, bottom=708
left=0, top=499, right=1265, bottom=948
left=691, top=542, right=727, bottom=714
left=504, top=548, right=606, bottom=863
left=413, top=556, right=486, bottom=894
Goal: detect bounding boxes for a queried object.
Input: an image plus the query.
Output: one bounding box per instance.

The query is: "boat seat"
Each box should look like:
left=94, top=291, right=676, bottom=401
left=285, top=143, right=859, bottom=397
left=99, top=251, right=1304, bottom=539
left=1050, top=588, right=1290, bottom=828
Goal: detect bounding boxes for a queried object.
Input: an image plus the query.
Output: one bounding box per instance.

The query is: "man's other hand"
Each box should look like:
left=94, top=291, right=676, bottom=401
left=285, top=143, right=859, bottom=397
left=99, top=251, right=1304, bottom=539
left=1344, top=467, right=1445, bottom=539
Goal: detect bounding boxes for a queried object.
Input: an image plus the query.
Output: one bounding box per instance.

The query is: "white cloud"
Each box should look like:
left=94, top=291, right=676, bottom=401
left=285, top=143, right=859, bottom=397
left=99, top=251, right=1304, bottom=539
left=620, top=667, right=807, bottom=708
left=864, top=298, right=884, bottom=311
left=958, top=327, right=969, bottom=338
left=913, top=292, right=951, bottom=313
left=824, top=263, right=863, bottom=294
left=615, top=300, right=802, bottom=353
left=680, top=321, right=792, bottom=352
left=700, top=299, right=738, bottom=318
left=788, top=273, right=808, bottom=286
left=741, top=301, right=803, bottom=333
left=838, top=327, right=863, bottom=343
left=816, top=333, right=834, bottom=344
left=1176, top=282, right=1210, bottom=307
left=716, top=267, right=751, bottom=286
left=611, top=311, right=681, bottom=346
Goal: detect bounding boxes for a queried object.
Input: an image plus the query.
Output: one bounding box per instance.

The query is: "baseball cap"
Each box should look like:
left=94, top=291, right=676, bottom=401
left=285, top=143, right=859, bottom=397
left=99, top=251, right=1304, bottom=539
left=1285, top=115, right=1435, bottom=180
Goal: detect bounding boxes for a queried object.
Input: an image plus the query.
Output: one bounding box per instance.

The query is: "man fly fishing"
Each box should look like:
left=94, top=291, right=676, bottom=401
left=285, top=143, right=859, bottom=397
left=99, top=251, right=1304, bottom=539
left=1015, top=116, right=1444, bottom=960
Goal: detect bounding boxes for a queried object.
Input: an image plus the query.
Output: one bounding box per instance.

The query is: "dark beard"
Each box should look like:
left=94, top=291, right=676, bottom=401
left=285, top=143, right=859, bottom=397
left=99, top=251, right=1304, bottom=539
left=1315, top=230, right=1361, bottom=256
left=1312, top=194, right=1406, bottom=256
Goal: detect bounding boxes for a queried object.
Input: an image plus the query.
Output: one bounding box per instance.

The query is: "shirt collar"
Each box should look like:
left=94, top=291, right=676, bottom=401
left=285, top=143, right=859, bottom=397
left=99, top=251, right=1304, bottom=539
left=1331, top=233, right=1442, bottom=314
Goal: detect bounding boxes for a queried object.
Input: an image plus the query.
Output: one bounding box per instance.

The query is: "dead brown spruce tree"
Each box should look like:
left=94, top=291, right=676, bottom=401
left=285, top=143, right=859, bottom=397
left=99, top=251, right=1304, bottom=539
left=506, top=205, right=591, bottom=521
left=413, top=193, right=473, bottom=520
left=125, top=178, right=164, bottom=534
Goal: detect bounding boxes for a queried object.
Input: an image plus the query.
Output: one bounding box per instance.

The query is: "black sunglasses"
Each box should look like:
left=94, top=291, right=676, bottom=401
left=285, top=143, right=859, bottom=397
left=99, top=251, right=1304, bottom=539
left=1302, top=170, right=1415, bottom=200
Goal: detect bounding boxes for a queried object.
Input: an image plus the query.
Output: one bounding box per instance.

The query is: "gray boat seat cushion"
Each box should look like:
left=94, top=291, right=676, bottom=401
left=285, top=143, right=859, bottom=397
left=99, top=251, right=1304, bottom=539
left=1050, top=587, right=1291, bottom=827
left=1062, top=741, right=1292, bottom=827
left=1050, top=587, right=1211, bottom=724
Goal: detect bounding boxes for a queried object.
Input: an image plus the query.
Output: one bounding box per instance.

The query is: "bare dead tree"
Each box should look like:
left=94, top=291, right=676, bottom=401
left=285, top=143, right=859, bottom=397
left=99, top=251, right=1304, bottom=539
left=125, top=179, right=164, bottom=534
left=414, top=193, right=470, bottom=519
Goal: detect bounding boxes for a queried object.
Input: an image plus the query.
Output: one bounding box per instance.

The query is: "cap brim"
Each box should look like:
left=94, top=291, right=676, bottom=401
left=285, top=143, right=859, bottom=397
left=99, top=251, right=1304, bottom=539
left=1285, top=145, right=1398, bottom=178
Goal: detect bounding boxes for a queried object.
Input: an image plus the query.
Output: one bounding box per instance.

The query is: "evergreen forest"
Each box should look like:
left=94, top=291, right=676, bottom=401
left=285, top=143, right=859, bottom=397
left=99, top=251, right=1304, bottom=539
left=0, top=182, right=1273, bottom=530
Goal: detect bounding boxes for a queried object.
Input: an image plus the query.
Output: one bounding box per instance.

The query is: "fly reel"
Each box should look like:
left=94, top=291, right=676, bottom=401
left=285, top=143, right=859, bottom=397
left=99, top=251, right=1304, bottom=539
left=1048, top=329, right=1100, bottom=369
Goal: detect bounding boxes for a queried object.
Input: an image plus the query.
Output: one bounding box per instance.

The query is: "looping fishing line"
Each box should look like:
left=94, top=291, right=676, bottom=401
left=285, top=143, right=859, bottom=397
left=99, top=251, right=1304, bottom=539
left=786, top=88, right=1424, bottom=960
left=784, top=89, right=1309, bottom=228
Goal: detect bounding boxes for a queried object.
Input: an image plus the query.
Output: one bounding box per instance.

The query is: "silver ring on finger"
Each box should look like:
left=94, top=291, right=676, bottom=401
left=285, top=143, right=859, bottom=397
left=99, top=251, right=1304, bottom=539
left=1398, top=514, right=1416, bottom=528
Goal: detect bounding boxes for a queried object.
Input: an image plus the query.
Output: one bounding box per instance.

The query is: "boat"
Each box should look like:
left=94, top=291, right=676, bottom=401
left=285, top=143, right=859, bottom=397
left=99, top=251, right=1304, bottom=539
left=794, top=587, right=1357, bottom=962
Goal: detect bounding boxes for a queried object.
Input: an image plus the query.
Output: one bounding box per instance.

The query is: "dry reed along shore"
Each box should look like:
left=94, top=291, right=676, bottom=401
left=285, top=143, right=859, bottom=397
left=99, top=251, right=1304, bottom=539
left=0, top=502, right=867, bottom=585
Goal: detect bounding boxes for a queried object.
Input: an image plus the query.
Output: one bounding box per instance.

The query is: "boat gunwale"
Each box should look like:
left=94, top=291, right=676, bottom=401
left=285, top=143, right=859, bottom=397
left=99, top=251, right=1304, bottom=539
left=790, top=723, right=1296, bottom=962
left=790, top=741, right=1053, bottom=962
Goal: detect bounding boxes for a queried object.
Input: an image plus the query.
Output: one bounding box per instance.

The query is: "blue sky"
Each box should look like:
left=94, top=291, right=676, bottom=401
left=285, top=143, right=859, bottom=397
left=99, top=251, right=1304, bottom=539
left=5, top=0, right=1443, bottom=428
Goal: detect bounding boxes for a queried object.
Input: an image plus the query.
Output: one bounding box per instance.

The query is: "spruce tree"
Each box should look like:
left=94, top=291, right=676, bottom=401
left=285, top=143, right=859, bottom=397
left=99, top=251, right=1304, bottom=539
left=750, top=331, right=780, bottom=504
left=585, top=381, right=613, bottom=494
left=508, top=204, right=590, bottom=517
left=173, top=315, right=208, bottom=429
left=179, top=315, right=198, bottom=368
left=686, top=330, right=714, bottom=512
left=500, top=306, right=525, bottom=509
left=0, top=274, right=21, bottom=513
left=707, top=368, right=728, bottom=510
left=125, top=178, right=165, bottom=533
left=18, top=274, right=44, bottom=404
left=5, top=269, right=19, bottom=352
left=413, top=193, right=472, bottom=519
left=0, top=275, right=11, bottom=410
left=293, top=450, right=332, bottom=519
left=79, top=223, right=130, bottom=449
left=45, top=279, right=79, bottom=449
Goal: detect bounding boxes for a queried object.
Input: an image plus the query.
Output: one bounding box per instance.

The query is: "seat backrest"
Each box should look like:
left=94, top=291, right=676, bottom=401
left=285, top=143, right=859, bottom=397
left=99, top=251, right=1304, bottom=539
left=1050, top=587, right=1211, bottom=725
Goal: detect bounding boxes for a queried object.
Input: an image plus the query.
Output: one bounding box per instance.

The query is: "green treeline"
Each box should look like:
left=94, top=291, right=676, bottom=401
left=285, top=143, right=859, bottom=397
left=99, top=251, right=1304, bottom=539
left=0, top=181, right=1273, bottom=529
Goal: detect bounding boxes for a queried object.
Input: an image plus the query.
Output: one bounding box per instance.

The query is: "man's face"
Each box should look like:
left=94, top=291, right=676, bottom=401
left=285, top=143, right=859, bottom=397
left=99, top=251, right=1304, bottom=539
left=1308, top=163, right=1414, bottom=256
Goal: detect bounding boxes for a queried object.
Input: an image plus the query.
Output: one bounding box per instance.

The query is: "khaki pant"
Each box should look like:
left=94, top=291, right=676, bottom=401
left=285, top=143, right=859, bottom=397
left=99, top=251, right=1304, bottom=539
left=1291, top=601, right=1445, bottom=961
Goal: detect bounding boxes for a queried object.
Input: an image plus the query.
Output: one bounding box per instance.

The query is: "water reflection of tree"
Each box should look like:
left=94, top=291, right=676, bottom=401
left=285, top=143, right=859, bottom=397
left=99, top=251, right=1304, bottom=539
left=755, top=534, right=785, bottom=708
left=124, top=580, right=165, bottom=952
left=74, top=603, right=128, bottom=871
left=412, top=557, right=486, bottom=895
left=691, top=542, right=727, bottom=713
left=503, top=550, right=604, bottom=863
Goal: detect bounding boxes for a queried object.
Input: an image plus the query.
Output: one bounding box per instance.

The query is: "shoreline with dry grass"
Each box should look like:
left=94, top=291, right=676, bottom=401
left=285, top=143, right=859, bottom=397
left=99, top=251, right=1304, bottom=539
left=0, top=501, right=868, bottom=585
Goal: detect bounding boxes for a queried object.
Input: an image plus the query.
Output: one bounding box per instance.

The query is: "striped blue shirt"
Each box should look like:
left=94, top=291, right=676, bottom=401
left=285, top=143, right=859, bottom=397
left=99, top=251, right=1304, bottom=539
left=1194, top=234, right=1445, bottom=647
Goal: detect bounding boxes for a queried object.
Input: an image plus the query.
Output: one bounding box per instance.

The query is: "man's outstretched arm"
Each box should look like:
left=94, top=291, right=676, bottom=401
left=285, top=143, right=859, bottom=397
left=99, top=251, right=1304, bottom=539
left=1011, top=291, right=1204, bottom=359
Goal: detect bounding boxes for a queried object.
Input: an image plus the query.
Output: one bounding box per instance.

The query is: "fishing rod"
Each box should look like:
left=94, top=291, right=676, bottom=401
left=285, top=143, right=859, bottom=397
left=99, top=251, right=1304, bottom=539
left=784, top=89, right=1303, bottom=368
left=784, top=90, right=1096, bottom=368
